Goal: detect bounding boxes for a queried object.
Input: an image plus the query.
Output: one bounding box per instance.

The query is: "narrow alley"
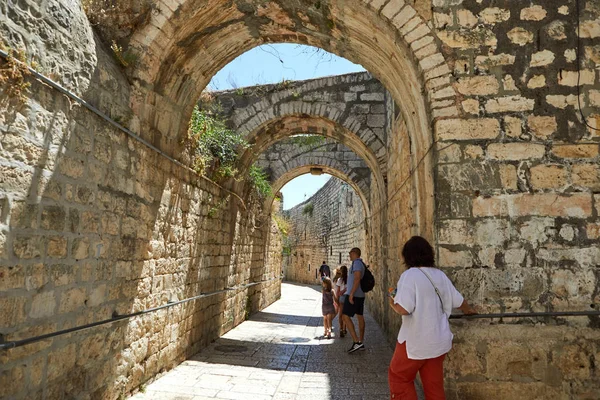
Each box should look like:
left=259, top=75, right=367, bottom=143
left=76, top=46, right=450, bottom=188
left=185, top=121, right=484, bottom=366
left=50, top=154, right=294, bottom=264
left=130, top=283, right=393, bottom=400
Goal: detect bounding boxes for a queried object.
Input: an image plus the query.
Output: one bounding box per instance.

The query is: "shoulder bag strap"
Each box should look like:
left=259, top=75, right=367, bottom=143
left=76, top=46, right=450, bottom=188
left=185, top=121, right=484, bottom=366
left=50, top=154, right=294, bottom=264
left=417, top=268, right=445, bottom=314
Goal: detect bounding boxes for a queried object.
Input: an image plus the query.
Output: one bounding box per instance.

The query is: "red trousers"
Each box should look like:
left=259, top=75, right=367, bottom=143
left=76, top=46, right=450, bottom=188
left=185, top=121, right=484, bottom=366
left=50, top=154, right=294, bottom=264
left=388, top=341, right=446, bottom=400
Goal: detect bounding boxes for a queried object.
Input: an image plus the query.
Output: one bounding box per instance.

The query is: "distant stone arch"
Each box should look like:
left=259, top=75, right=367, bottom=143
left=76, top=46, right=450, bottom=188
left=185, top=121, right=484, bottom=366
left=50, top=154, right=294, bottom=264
left=268, top=165, right=371, bottom=226
left=256, top=138, right=371, bottom=207
left=212, top=73, right=389, bottom=176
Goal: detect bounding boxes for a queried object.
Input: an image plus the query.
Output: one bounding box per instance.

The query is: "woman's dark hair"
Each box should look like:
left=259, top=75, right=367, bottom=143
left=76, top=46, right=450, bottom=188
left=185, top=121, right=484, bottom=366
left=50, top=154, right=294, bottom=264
left=340, top=265, right=348, bottom=284
left=402, top=236, right=435, bottom=268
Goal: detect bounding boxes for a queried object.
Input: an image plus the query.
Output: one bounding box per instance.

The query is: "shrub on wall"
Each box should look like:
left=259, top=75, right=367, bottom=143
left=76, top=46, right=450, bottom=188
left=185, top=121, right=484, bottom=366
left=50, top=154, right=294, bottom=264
left=187, top=105, right=272, bottom=197
left=248, top=164, right=272, bottom=197
left=187, top=105, right=248, bottom=178
left=302, top=203, right=314, bottom=217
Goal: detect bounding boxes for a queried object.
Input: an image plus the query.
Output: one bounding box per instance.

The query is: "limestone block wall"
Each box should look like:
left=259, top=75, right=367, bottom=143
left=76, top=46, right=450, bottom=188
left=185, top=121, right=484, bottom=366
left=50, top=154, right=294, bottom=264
left=283, top=178, right=366, bottom=284
left=0, top=2, right=281, bottom=399
left=383, top=1, right=600, bottom=397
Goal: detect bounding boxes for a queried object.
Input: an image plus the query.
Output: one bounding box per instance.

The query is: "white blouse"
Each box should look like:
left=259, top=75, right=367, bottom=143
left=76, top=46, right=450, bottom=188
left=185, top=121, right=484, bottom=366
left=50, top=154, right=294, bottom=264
left=393, top=267, right=464, bottom=360
left=335, top=278, right=347, bottom=296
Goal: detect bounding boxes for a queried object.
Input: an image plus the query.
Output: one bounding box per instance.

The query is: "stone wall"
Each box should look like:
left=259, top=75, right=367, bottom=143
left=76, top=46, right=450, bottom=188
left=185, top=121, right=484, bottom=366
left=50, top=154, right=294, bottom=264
left=427, top=2, right=600, bottom=395
left=2, top=0, right=600, bottom=398
left=0, top=2, right=281, bottom=399
left=283, top=178, right=366, bottom=284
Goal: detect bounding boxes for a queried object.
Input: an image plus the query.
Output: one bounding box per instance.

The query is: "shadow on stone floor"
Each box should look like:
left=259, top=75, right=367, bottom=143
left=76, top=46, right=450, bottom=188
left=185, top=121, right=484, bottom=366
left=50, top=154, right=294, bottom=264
left=130, top=282, right=395, bottom=400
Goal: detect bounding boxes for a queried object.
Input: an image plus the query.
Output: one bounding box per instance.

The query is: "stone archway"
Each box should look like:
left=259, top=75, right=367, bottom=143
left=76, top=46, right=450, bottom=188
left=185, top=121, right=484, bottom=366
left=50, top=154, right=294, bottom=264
left=239, top=114, right=384, bottom=198
left=127, top=0, right=458, bottom=241
left=256, top=138, right=372, bottom=210
left=212, top=72, right=389, bottom=176
left=269, top=165, right=371, bottom=224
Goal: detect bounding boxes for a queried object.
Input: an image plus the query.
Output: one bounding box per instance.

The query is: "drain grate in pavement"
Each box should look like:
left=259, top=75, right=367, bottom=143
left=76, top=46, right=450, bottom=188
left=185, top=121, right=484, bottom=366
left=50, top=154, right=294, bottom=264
left=214, top=344, right=248, bottom=353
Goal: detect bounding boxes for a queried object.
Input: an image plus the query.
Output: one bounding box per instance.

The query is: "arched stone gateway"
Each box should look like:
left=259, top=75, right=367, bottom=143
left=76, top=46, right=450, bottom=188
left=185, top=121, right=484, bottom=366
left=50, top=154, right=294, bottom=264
left=127, top=0, right=451, bottom=241
left=237, top=114, right=386, bottom=209
left=256, top=138, right=372, bottom=211
left=271, top=165, right=371, bottom=223
left=212, top=72, right=390, bottom=176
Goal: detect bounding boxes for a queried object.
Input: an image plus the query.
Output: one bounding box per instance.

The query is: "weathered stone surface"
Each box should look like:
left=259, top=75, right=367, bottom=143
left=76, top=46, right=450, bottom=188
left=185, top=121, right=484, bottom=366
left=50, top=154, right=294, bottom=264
left=436, top=118, right=500, bottom=141
left=527, top=74, right=546, bottom=89
left=479, top=7, right=510, bottom=24
left=487, top=143, right=546, bottom=160
left=485, top=96, right=535, bottom=113
left=520, top=5, right=547, bottom=21
left=530, top=50, right=555, bottom=67
left=558, top=70, right=595, bottom=86
left=530, top=165, right=568, bottom=189
left=455, top=76, right=499, bottom=96
left=461, top=99, right=479, bottom=114
left=473, top=193, right=592, bottom=218
left=552, top=144, right=599, bottom=158
left=504, top=116, right=522, bottom=138
left=527, top=115, right=557, bottom=139
left=507, top=27, right=534, bottom=45
left=572, top=163, right=600, bottom=190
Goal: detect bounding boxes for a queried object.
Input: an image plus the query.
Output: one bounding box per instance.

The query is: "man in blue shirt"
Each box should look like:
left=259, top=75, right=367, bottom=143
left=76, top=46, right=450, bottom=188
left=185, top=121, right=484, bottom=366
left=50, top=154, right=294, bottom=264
left=342, top=247, right=366, bottom=352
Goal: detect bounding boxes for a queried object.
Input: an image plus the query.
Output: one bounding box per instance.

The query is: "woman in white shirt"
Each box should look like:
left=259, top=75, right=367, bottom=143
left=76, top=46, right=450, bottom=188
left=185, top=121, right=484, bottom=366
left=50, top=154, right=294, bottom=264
left=388, top=236, right=476, bottom=400
left=335, top=265, right=348, bottom=337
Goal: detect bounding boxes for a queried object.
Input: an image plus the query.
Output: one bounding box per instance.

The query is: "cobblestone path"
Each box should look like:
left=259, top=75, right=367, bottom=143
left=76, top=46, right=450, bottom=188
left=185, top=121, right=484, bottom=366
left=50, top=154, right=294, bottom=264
left=130, top=282, right=393, bottom=400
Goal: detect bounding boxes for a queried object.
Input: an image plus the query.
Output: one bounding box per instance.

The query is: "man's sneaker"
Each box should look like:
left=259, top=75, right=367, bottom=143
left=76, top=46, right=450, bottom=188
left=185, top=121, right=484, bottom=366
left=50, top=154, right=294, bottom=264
left=359, top=342, right=365, bottom=350
left=348, top=342, right=364, bottom=353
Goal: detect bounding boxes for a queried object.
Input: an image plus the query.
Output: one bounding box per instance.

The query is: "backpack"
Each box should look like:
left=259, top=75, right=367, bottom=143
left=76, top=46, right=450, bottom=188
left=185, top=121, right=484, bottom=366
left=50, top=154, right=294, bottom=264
left=360, top=262, right=375, bottom=293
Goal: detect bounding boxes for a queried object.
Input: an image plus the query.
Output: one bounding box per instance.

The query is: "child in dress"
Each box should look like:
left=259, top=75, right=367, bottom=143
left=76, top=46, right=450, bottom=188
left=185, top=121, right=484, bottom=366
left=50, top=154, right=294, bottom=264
left=321, top=277, right=337, bottom=339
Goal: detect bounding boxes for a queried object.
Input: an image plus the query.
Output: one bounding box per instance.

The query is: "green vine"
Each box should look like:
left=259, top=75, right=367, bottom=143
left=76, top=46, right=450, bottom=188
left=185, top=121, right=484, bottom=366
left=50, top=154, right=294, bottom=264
left=248, top=164, right=272, bottom=197
left=273, top=214, right=291, bottom=236
left=186, top=105, right=273, bottom=197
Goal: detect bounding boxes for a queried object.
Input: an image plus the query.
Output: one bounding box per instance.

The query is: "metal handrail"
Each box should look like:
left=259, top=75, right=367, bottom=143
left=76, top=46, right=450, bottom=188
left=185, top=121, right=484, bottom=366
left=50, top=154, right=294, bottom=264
left=0, top=277, right=281, bottom=350
left=449, top=310, right=600, bottom=319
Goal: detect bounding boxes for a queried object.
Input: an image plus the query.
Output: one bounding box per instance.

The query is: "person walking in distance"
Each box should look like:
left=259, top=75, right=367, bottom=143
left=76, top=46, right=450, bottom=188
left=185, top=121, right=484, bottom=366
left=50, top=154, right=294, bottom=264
left=388, top=236, right=477, bottom=400
left=343, top=248, right=366, bottom=352
left=319, top=261, right=331, bottom=279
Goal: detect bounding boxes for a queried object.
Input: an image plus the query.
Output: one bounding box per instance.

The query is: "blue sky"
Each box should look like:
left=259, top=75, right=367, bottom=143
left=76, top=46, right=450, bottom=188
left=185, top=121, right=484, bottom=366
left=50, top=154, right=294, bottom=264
left=209, top=44, right=365, bottom=209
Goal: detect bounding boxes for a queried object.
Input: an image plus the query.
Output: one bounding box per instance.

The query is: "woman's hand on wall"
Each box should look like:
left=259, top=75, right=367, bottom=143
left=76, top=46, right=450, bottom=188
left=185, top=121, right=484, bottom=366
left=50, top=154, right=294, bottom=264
left=459, top=300, right=477, bottom=316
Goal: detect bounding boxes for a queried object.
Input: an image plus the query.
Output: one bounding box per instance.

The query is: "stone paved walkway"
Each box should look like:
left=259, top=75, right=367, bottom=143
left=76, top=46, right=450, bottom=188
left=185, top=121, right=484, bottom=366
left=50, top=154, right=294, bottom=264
left=130, top=282, right=394, bottom=400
